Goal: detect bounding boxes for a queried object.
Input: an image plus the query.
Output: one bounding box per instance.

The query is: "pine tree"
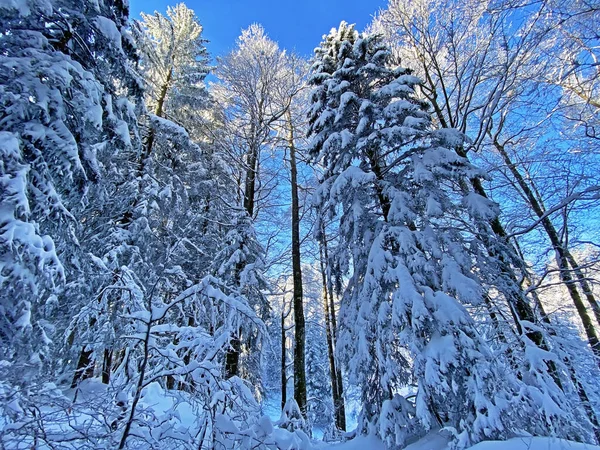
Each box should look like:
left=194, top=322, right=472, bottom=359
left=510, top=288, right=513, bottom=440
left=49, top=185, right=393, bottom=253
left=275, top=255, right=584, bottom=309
left=0, top=0, right=142, bottom=383
left=308, top=22, right=586, bottom=448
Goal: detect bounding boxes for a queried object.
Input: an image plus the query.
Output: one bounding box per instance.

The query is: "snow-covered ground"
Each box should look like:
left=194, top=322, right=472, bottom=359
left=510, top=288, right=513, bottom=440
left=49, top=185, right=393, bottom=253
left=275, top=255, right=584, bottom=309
left=326, top=432, right=600, bottom=450
left=4, top=381, right=598, bottom=450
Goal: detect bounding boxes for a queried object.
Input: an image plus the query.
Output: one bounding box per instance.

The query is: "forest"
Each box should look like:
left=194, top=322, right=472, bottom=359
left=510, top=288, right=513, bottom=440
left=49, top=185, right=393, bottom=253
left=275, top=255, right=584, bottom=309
left=1, top=0, right=599, bottom=449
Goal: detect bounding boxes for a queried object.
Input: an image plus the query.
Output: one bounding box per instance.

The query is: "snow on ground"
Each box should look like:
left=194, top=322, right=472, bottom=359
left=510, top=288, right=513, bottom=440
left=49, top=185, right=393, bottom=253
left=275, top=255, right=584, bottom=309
left=469, top=437, right=600, bottom=450
left=318, top=432, right=600, bottom=450
left=6, top=382, right=598, bottom=450
left=321, top=433, right=385, bottom=450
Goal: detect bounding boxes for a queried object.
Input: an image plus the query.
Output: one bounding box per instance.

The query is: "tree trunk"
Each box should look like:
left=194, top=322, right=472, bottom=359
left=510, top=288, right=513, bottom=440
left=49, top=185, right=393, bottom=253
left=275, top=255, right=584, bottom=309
left=71, top=347, right=94, bottom=388
left=118, top=311, right=152, bottom=449
left=418, top=65, right=562, bottom=365
left=281, top=308, right=287, bottom=411
left=71, top=317, right=97, bottom=388
left=102, top=349, right=113, bottom=384
left=243, top=123, right=259, bottom=218
left=225, top=127, right=261, bottom=378
left=140, top=67, right=172, bottom=176
left=288, top=112, right=307, bottom=417
left=319, top=242, right=346, bottom=430
left=320, top=225, right=346, bottom=429
left=225, top=331, right=241, bottom=379
left=320, top=224, right=338, bottom=343
left=565, top=248, right=600, bottom=327
left=530, top=282, right=600, bottom=442
left=492, top=138, right=600, bottom=366
left=449, top=145, right=566, bottom=388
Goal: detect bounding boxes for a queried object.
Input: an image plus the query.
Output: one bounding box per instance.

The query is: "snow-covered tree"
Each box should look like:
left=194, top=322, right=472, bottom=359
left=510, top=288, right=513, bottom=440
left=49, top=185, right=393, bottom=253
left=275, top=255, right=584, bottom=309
left=132, top=3, right=210, bottom=133
left=213, top=25, right=305, bottom=392
left=308, top=22, right=589, bottom=448
left=0, top=0, right=142, bottom=382
left=371, top=0, right=600, bottom=372
left=0, top=2, right=274, bottom=448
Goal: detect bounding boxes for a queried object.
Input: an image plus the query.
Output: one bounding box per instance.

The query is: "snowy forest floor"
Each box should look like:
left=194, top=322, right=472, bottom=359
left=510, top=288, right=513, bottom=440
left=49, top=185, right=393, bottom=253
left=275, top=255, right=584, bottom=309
left=7, top=378, right=594, bottom=450
left=329, top=434, right=600, bottom=450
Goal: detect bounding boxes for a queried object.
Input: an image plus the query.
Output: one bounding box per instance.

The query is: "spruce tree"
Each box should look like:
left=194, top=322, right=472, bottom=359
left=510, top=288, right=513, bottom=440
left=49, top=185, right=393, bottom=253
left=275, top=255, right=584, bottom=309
left=0, top=0, right=142, bottom=383
left=308, top=22, right=585, bottom=448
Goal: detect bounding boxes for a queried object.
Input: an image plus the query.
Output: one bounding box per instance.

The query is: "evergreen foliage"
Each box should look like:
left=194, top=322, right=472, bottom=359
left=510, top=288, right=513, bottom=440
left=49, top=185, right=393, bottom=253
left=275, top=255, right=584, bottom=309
left=307, top=23, right=589, bottom=447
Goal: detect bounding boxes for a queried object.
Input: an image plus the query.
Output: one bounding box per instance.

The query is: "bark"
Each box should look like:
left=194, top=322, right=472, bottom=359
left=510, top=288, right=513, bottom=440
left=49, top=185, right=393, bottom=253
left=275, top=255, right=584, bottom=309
left=319, top=242, right=346, bottom=430
left=102, top=349, right=113, bottom=384
left=140, top=67, right=172, bottom=175
left=320, top=227, right=346, bottom=429
left=492, top=138, right=600, bottom=366
left=243, top=122, right=259, bottom=218
left=281, top=308, right=287, bottom=410
left=565, top=248, right=600, bottom=327
left=71, top=348, right=94, bottom=388
left=288, top=112, right=307, bottom=417
left=530, top=283, right=600, bottom=442
left=225, top=126, right=260, bottom=378
left=225, top=332, right=241, bottom=379
left=320, top=225, right=338, bottom=343
left=71, top=317, right=97, bottom=388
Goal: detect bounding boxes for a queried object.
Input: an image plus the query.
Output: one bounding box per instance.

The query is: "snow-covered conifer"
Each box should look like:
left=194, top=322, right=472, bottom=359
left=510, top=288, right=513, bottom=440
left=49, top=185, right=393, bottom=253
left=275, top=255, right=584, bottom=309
left=0, top=0, right=141, bottom=380
left=308, top=22, right=585, bottom=447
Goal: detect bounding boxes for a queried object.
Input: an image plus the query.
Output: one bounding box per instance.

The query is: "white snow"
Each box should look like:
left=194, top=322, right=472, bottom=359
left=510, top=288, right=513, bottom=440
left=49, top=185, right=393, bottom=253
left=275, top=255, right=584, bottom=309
left=321, top=433, right=600, bottom=450
left=469, top=437, right=600, bottom=450
left=0, top=0, right=32, bottom=15
left=94, top=16, right=123, bottom=51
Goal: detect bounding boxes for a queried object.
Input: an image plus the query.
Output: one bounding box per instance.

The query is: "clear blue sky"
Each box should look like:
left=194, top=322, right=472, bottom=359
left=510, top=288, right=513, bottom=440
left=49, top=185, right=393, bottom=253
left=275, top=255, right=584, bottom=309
left=129, top=0, right=388, bottom=59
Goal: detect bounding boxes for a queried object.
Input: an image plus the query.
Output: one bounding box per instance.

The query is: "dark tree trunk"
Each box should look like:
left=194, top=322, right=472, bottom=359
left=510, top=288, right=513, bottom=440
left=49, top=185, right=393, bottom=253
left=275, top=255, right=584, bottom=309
left=140, top=68, right=172, bottom=176
left=565, top=249, right=600, bottom=327
left=225, top=331, right=241, bottom=379
left=288, top=112, right=307, bottom=417
left=320, top=224, right=346, bottom=429
left=281, top=308, right=287, bottom=410
left=102, top=349, right=113, bottom=384
left=492, top=139, right=600, bottom=366
left=225, top=124, right=260, bottom=378
left=319, top=242, right=346, bottom=430
left=71, top=348, right=94, bottom=388
left=243, top=127, right=259, bottom=218
left=71, top=317, right=97, bottom=388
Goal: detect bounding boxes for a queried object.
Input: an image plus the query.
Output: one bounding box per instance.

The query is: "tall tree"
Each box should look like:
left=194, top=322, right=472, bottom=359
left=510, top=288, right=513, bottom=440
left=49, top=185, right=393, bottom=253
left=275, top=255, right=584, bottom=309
left=308, top=22, right=588, bottom=447
left=0, top=0, right=142, bottom=386
left=372, top=0, right=600, bottom=367
left=276, top=58, right=312, bottom=417
left=287, top=108, right=307, bottom=415
left=215, top=26, right=304, bottom=400
left=132, top=3, right=209, bottom=130
left=318, top=234, right=346, bottom=431
left=215, top=25, right=286, bottom=379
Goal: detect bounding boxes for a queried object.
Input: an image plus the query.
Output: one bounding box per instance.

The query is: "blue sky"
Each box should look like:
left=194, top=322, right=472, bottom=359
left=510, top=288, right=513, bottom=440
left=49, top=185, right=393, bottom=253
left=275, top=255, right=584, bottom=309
left=129, top=0, right=387, bottom=59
